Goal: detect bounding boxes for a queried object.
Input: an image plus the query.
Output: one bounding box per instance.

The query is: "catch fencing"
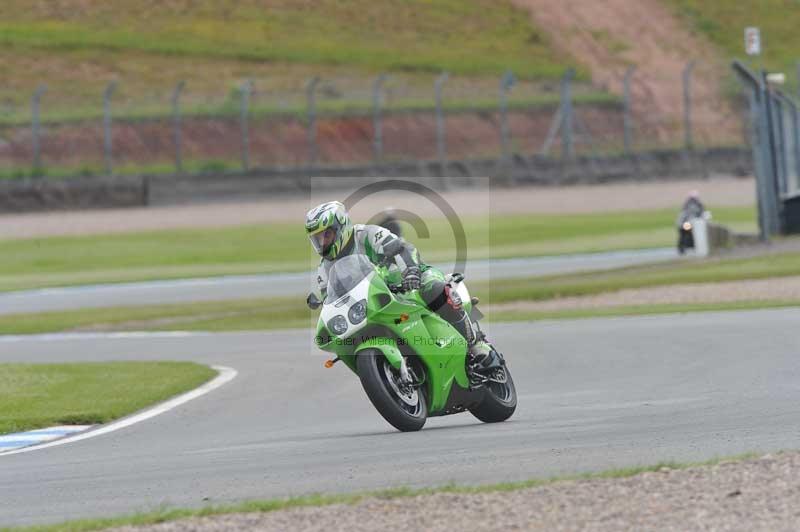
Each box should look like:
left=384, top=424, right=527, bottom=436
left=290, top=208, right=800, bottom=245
left=0, top=62, right=750, bottom=181
left=733, top=60, right=800, bottom=238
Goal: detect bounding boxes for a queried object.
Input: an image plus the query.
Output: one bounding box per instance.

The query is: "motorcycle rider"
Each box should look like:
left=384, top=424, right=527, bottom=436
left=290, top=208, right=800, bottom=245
left=678, top=190, right=706, bottom=221
left=305, top=200, right=496, bottom=370
left=675, top=190, right=708, bottom=254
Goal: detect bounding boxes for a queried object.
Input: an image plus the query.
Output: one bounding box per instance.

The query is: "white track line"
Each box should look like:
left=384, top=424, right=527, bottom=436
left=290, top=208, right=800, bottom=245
left=0, top=365, right=237, bottom=457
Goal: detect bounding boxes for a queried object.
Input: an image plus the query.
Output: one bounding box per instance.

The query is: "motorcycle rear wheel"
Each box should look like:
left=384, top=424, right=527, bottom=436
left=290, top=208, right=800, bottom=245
left=357, top=349, right=427, bottom=432
left=469, top=365, right=517, bottom=423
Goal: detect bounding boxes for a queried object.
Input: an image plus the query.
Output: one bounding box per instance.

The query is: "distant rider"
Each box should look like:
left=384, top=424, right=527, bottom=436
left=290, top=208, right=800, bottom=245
left=678, top=190, right=706, bottom=222
left=305, top=200, right=495, bottom=369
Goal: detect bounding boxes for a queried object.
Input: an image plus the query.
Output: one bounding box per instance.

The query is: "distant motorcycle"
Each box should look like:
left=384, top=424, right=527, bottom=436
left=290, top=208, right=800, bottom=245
left=677, top=209, right=712, bottom=255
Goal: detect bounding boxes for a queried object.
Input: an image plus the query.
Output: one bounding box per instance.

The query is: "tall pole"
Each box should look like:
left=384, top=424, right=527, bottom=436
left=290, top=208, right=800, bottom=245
left=306, top=77, right=321, bottom=167
left=560, top=68, right=576, bottom=159
left=171, top=81, right=186, bottom=174
left=683, top=60, right=696, bottom=151
left=758, top=70, right=781, bottom=237
left=623, top=66, right=636, bottom=155
left=240, top=79, right=253, bottom=171
left=372, top=73, right=389, bottom=163
left=796, top=60, right=800, bottom=101
left=435, top=72, right=449, bottom=170
left=31, top=85, right=47, bottom=172
left=499, top=70, right=515, bottom=164
left=103, top=81, right=118, bottom=176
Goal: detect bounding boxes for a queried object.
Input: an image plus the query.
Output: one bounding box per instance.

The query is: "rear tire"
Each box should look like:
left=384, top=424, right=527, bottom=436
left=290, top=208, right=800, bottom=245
left=357, top=349, right=427, bottom=432
left=469, top=364, right=517, bottom=423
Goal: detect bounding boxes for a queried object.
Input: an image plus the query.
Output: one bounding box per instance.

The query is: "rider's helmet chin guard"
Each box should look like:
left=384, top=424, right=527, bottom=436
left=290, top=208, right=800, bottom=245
left=305, top=201, right=354, bottom=260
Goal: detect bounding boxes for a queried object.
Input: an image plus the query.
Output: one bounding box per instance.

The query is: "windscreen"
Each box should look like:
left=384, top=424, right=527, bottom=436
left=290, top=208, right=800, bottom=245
left=326, top=254, right=375, bottom=301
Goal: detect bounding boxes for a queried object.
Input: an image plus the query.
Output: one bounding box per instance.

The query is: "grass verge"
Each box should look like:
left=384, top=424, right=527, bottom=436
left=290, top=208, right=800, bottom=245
left=0, top=298, right=310, bottom=335
left=4, top=248, right=800, bottom=335
left=3, top=452, right=759, bottom=532
left=0, top=206, right=756, bottom=293
left=666, top=0, right=799, bottom=93
left=485, top=249, right=800, bottom=303
left=0, top=92, right=617, bottom=129
left=0, top=0, right=581, bottom=124
left=487, top=300, right=800, bottom=322
left=1, top=298, right=797, bottom=336
left=0, top=362, right=216, bottom=435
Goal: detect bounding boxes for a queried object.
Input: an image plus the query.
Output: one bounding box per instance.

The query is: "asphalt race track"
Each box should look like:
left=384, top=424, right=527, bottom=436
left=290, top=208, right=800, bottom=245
left=1, top=308, right=799, bottom=526
left=0, top=248, right=677, bottom=315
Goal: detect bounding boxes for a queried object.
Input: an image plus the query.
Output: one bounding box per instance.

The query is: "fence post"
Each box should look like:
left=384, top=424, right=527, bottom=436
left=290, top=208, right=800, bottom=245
left=434, top=72, right=449, bottom=171
left=796, top=60, right=800, bottom=101
left=757, top=70, right=782, bottom=236
left=31, top=85, right=47, bottom=172
left=499, top=70, right=516, bottom=165
left=306, top=77, right=321, bottom=168
left=171, top=81, right=186, bottom=174
left=793, top=102, right=800, bottom=180
left=683, top=60, right=696, bottom=151
left=372, top=73, right=388, bottom=163
left=103, top=81, right=118, bottom=176
left=240, top=79, right=253, bottom=171
left=732, top=60, right=773, bottom=240
left=747, top=86, right=769, bottom=240
left=623, top=66, right=636, bottom=155
left=560, top=68, right=576, bottom=159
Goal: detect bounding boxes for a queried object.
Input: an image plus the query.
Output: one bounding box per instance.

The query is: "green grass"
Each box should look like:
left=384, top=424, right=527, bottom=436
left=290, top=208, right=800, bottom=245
left=0, top=160, right=244, bottom=181
left=0, top=1, right=572, bottom=79
left=488, top=300, right=800, bottom=322
left=0, top=298, right=310, bottom=335
left=1, top=297, right=797, bottom=336
left=0, top=206, right=756, bottom=293
left=484, top=249, right=800, bottom=303
left=666, top=0, right=800, bottom=90
left=3, top=452, right=761, bottom=532
left=0, top=91, right=618, bottom=129
left=0, top=0, right=588, bottom=123
left=4, top=248, right=800, bottom=335
left=0, top=362, right=216, bottom=435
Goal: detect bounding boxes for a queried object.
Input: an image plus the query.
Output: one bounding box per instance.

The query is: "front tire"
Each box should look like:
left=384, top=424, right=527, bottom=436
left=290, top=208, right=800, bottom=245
left=357, top=349, right=427, bottom=432
left=470, top=364, right=517, bottom=423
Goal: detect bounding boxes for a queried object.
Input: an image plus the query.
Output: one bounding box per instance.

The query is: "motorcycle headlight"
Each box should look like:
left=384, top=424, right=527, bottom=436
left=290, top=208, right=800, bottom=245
left=682, top=222, right=692, bottom=231
left=327, top=315, right=348, bottom=336
left=348, top=299, right=367, bottom=325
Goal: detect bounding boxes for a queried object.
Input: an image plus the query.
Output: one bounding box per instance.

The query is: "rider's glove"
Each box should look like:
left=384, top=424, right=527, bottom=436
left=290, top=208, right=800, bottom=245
left=402, top=266, right=421, bottom=292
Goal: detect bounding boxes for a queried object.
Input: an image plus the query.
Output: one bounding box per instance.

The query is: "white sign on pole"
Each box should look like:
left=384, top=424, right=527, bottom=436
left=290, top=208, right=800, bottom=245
left=745, top=27, right=761, bottom=56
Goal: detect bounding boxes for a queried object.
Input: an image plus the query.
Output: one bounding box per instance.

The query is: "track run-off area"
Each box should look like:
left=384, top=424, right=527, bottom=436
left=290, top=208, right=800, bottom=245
left=1, top=308, right=799, bottom=526
left=0, top=248, right=677, bottom=315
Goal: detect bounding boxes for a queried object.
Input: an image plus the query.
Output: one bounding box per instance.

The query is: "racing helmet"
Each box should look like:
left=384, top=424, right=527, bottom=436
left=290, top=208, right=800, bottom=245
left=305, top=201, right=353, bottom=259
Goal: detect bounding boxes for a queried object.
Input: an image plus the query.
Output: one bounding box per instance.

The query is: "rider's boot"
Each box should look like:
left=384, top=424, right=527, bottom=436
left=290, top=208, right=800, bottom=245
left=441, top=286, right=501, bottom=373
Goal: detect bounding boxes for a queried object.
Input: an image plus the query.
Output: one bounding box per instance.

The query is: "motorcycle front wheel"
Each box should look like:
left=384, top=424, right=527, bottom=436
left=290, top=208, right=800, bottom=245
left=357, top=349, right=427, bottom=432
left=469, top=364, right=517, bottom=423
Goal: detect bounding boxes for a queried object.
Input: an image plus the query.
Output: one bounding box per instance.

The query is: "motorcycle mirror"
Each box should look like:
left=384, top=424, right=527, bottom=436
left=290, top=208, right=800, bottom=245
left=306, top=293, right=322, bottom=310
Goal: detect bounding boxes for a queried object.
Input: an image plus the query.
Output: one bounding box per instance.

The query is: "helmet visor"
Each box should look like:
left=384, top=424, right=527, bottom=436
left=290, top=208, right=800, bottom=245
left=310, top=227, right=337, bottom=256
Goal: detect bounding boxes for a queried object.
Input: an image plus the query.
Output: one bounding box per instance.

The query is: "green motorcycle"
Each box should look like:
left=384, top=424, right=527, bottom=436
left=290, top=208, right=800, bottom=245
left=308, top=254, right=516, bottom=432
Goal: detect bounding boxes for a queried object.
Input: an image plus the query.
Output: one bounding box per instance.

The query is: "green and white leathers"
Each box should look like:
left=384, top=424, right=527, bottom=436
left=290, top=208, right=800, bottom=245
left=306, top=208, right=517, bottom=432
left=305, top=201, right=420, bottom=299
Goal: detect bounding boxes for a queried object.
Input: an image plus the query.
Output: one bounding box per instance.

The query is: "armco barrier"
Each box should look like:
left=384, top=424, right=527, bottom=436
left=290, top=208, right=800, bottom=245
left=0, top=176, right=146, bottom=212
left=0, top=147, right=752, bottom=212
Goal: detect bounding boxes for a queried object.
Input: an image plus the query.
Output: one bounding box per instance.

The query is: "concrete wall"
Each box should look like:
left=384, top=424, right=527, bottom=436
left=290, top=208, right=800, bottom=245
left=0, top=176, right=146, bottom=213
left=0, top=147, right=753, bottom=212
